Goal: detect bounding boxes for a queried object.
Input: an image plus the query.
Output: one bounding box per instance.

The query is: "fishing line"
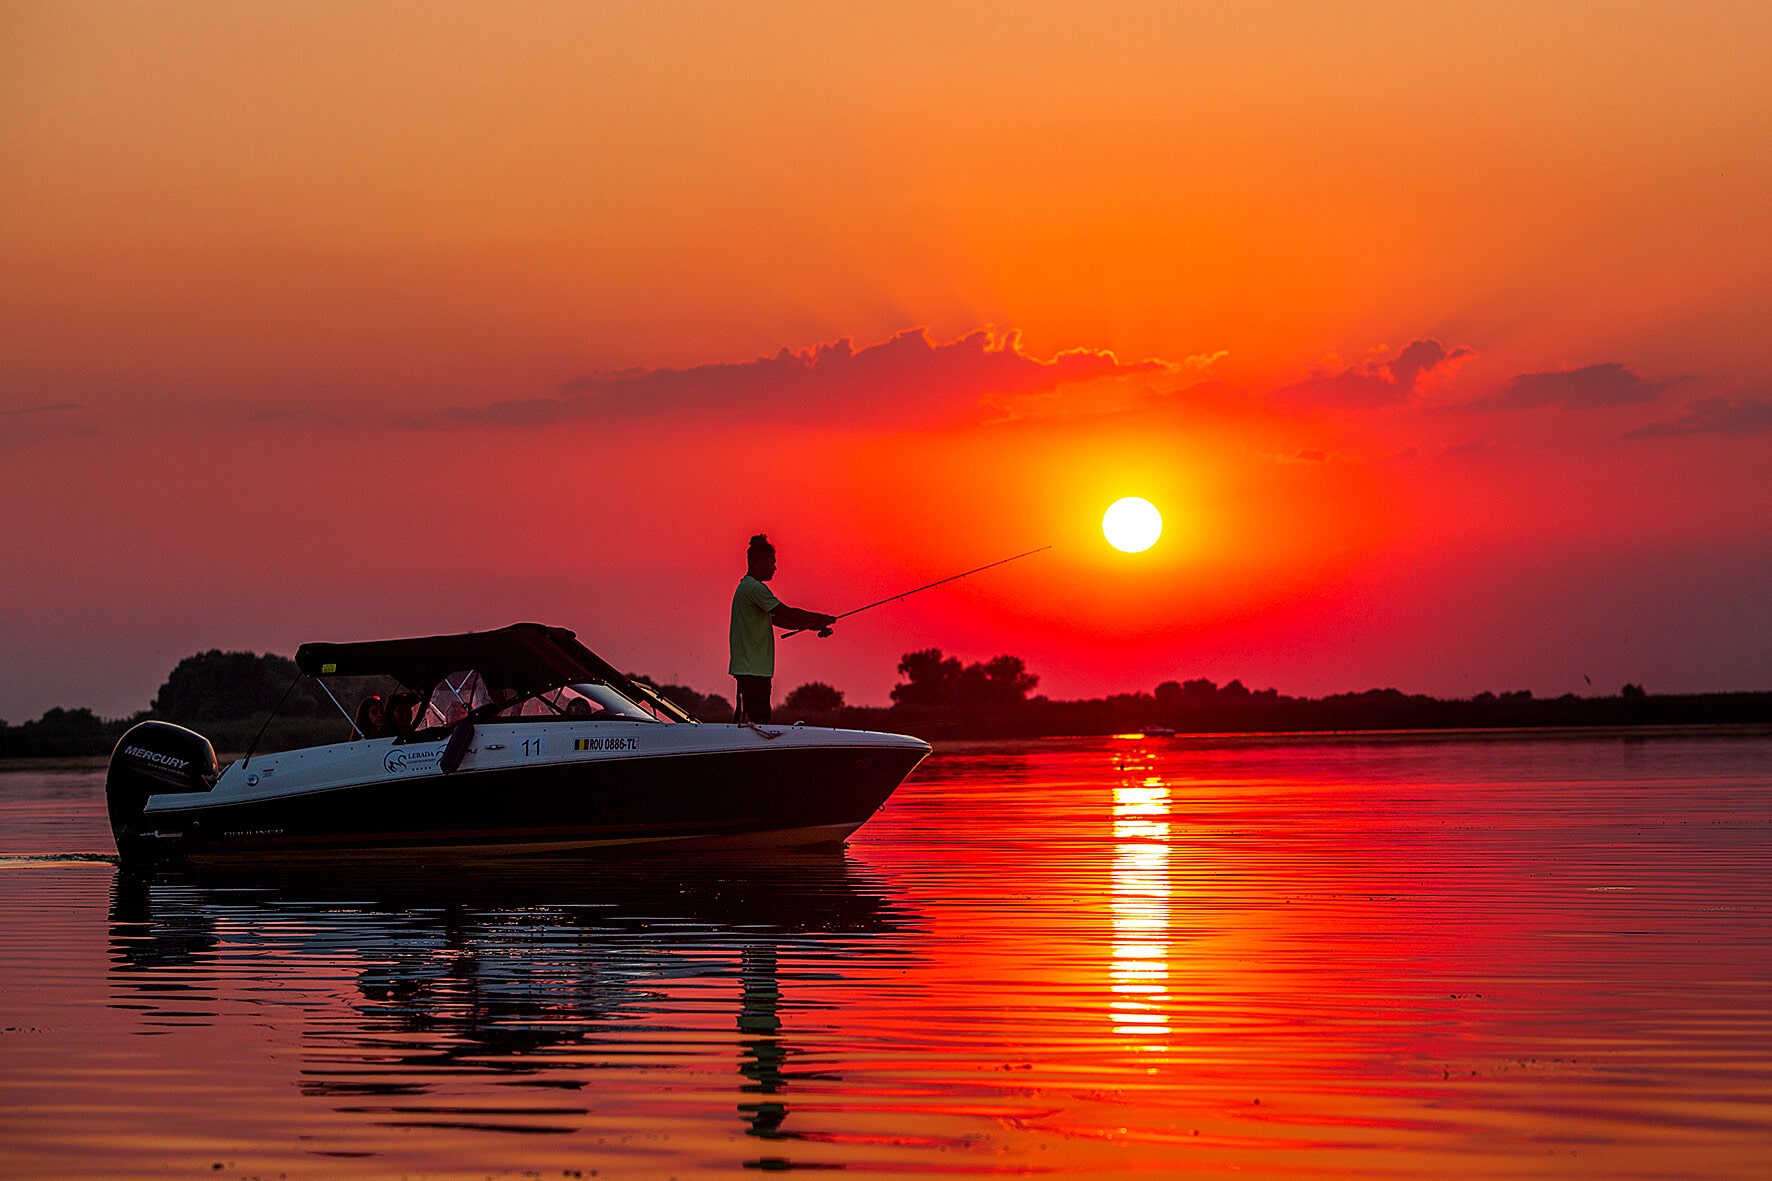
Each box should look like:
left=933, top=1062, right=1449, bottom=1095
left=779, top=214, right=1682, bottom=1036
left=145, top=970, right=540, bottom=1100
left=782, top=545, right=1053, bottom=638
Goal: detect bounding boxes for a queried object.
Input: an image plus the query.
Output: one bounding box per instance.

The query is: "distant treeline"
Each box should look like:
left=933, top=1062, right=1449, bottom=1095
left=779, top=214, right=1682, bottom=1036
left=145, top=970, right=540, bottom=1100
left=0, top=650, right=345, bottom=759
left=4, top=646, right=1769, bottom=759
left=779, top=650, right=1772, bottom=738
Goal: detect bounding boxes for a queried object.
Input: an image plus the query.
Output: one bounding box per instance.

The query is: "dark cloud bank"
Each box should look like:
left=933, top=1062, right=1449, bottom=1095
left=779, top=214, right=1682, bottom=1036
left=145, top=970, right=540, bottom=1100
left=1275, top=345, right=1699, bottom=424
left=1627, top=392, right=1772, bottom=438
left=0, top=401, right=93, bottom=449
left=1274, top=339, right=1474, bottom=407
left=437, top=325, right=1750, bottom=447
left=1470, top=362, right=1675, bottom=412
left=450, top=329, right=1171, bottom=428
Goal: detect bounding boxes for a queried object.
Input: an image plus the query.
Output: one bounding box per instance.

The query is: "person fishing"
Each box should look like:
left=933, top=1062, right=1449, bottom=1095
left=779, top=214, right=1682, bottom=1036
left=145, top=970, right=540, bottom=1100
left=730, top=533, right=835, bottom=724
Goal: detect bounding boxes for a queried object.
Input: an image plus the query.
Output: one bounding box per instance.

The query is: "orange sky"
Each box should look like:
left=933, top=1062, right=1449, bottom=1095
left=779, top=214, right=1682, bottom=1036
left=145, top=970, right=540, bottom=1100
left=3, top=2, right=1770, bottom=718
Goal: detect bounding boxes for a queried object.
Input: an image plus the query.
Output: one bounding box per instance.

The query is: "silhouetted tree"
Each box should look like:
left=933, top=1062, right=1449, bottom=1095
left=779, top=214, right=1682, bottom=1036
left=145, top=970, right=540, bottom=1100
left=958, top=655, right=1039, bottom=708
left=784, top=682, right=845, bottom=712
left=1621, top=683, right=1646, bottom=699
left=151, top=650, right=332, bottom=722
left=0, top=706, right=139, bottom=758
left=1154, top=678, right=1229, bottom=709
left=626, top=673, right=732, bottom=722
left=891, top=649, right=965, bottom=708
left=892, top=650, right=1038, bottom=711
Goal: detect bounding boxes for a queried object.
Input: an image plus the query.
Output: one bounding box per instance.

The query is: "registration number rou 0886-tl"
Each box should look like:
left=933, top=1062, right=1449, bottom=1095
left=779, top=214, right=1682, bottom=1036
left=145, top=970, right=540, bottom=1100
left=516, top=736, right=640, bottom=757
left=574, top=737, right=638, bottom=752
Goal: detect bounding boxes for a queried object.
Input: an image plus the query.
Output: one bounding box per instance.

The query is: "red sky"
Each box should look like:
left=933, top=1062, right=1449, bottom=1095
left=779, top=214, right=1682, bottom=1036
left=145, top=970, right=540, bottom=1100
left=3, top=3, right=1770, bottom=719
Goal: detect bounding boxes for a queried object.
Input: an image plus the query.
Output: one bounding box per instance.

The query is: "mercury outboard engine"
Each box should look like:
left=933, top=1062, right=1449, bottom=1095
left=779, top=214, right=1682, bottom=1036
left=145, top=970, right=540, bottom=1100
left=107, top=720, right=218, bottom=858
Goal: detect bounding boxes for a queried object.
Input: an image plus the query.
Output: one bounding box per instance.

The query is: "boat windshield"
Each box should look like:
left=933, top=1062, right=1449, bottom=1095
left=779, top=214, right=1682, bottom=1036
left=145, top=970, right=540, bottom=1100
left=504, top=683, right=659, bottom=722
left=418, top=672, right=662, bottom=728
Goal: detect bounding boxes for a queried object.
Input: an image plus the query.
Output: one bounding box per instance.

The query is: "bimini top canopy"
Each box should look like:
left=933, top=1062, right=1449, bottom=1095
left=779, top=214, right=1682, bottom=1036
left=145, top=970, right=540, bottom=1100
left=295, top=623, right=632, bottom=696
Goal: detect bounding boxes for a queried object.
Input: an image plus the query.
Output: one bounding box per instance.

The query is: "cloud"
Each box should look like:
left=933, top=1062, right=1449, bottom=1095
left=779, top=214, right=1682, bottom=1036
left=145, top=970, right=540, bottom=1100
left=1381, top=438, right=1503, bottom=462
left=1274, top=338, right=1474, bottom=407
left=1442, top=437, right=1503, bottom=459
left=447, top=328, right=1174, bottom=428
left=0, top=401, right=95, bottom=450
left=1387, top=340, right=1464, bottom=393
left=1471, top=362, right=1673, bottom=412
left=1626, top=393, right=1772, bottom=438
left=1255, top=446, right=1367, bottom=466
left=1184, top=349, right=1229, bottom=371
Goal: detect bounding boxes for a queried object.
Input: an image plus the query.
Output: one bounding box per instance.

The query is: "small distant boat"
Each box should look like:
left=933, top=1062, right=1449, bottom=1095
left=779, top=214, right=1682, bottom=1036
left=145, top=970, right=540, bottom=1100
left=106, top=623, right=929, bottom=862
left=1144, top=727, right=1177, bottom=738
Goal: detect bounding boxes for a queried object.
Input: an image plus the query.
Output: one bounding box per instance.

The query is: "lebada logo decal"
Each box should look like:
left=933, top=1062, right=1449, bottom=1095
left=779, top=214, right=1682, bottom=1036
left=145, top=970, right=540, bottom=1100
left=384, top=744, right=445, bottom=774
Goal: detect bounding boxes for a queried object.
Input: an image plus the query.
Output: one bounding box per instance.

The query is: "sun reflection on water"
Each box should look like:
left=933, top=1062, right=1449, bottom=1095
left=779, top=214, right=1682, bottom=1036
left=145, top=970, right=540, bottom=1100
left=1111, top=764, right=1172, bottom=1050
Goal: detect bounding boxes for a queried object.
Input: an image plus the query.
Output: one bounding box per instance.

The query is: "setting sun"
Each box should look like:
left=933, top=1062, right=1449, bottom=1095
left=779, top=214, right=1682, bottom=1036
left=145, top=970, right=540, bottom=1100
left=1103, top=497, right=1163, bottom=553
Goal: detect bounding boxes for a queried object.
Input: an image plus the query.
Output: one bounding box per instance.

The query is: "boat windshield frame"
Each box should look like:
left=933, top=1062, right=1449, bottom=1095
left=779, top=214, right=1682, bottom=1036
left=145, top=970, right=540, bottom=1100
left=465, top=679, right=662, bottom=725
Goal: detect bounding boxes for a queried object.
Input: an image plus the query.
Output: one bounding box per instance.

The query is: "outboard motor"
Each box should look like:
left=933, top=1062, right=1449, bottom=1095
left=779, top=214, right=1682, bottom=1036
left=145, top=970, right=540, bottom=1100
left=107, top=721, right=218, bottom=858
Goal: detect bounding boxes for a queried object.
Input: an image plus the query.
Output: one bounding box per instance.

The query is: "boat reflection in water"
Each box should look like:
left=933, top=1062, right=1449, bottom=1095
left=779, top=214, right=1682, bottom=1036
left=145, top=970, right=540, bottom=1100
left=107, top=853, right=911, bottom=1150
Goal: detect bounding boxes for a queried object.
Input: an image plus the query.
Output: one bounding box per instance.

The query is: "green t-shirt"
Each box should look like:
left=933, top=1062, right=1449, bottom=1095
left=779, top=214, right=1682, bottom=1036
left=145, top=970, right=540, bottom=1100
left=729, top=574, right=782, bottom=677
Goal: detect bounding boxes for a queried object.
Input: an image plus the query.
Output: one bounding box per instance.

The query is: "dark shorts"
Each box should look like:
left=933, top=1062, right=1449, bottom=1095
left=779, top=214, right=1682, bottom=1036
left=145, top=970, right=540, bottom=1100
left=733, top=676, right=772, bottom=724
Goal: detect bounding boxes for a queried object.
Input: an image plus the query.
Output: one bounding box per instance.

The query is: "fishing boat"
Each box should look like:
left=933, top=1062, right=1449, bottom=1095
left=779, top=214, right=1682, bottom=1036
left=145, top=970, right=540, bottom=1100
left=105, top=623, right=930, bottom=862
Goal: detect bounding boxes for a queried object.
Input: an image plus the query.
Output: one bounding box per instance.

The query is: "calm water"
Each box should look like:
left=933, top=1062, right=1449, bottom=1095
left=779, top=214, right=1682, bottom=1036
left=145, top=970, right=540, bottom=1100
left=2, top=732, right=1769, bottom=1178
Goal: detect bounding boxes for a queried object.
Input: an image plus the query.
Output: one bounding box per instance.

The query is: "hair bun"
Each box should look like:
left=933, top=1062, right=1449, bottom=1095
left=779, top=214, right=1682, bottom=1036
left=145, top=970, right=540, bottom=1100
left=749, top=533, right=771, bottom=548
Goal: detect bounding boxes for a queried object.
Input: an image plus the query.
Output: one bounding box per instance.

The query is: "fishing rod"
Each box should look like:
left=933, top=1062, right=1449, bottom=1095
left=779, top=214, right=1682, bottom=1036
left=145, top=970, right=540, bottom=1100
left=782, top=545, right=1052, bottom=637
